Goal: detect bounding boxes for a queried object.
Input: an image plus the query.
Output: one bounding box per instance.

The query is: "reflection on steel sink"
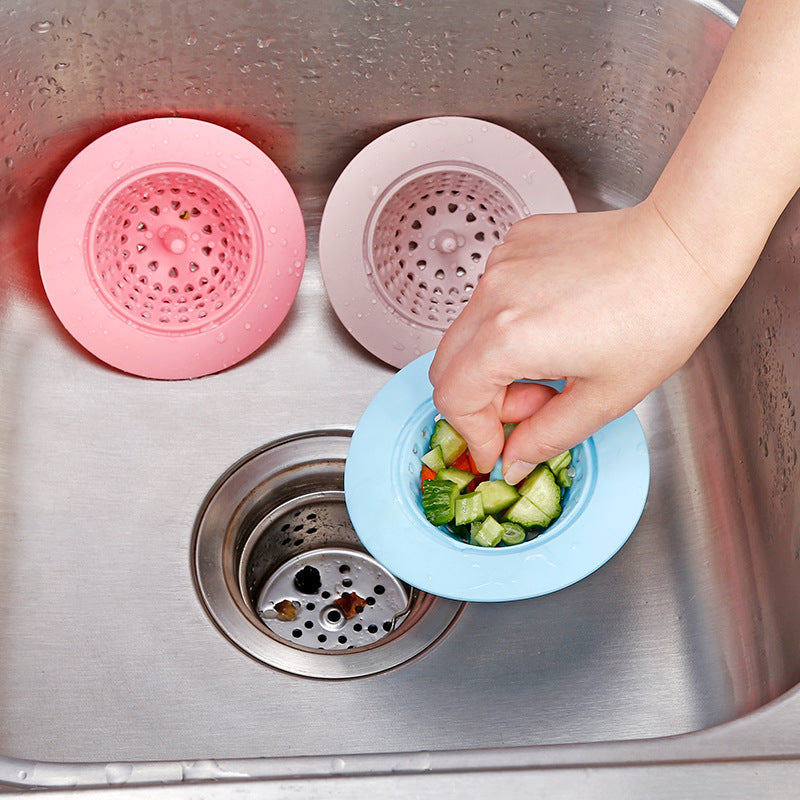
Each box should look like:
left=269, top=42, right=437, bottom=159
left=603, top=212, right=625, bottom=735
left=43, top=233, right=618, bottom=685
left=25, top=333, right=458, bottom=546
left=2, top=0, right=800, bottom=791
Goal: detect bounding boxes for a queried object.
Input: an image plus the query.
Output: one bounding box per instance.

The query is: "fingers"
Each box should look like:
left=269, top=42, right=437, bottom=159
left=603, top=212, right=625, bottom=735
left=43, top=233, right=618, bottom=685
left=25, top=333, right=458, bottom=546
left=429, top=292, right=518, bottom=473
left=500, top=381, right=559, bottom=422
left=431, top=364, right=506, bottom=474
left=501, top=382, right=617, bottom=485
left=428, top=285, right=494, bottom=387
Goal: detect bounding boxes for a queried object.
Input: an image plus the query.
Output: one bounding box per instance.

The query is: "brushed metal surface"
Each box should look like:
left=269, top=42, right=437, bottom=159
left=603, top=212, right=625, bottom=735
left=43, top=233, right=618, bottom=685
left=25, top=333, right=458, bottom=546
left=2, top=0, right=800, bottom=790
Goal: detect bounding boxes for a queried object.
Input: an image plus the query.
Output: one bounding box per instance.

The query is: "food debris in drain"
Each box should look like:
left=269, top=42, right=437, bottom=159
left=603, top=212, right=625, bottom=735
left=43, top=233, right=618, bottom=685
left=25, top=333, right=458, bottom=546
left=273, top=599, right=299, bottom=621
left=333, top=592, right=366, bottom=619
left=293, top=565, right=322, bottom=594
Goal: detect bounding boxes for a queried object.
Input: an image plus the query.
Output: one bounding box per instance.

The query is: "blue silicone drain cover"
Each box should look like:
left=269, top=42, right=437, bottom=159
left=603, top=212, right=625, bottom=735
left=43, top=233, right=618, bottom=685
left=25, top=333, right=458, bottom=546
left=344, top=351, right=650, bottom=602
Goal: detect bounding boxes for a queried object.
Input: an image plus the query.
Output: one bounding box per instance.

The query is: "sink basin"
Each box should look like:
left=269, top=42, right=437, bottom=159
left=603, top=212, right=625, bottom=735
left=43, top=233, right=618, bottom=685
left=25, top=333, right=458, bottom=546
left=3, top=0, right=800, bottom=790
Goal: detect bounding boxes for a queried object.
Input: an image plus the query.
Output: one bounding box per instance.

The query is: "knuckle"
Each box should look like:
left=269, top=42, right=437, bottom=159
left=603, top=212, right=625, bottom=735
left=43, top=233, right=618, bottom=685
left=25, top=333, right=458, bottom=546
left=431, top=383, right=456, bottom=416
left=481, top=307, right=524, bottom=348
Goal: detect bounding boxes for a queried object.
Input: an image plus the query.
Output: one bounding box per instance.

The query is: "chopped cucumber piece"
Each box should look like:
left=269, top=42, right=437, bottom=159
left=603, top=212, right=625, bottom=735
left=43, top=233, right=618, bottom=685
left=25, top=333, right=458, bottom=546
left=505, top=495, right=553, bottom=528
left=421, top=445, right=446, bottom=473
left=469, top=515, right=504, bottom=547
left=517, top=464, right=562, bottom=520
left=556, top=465, right=573, bottom=489
left=500, top=522, right=526, bottom=545
left=451, top=524, right=471, bottom=541
left=546, top=450, right=571, bottom=474
left=421, top=479, right=459, bottom=526
left=437, top=467, right=475, bottom=492
left=454, top=491, right=485, bottom=526
left=430, top=419, right=467, bottom=466
left=476, top=479, right=520, bottom=515
left=418, top=417, right=570, bottom=547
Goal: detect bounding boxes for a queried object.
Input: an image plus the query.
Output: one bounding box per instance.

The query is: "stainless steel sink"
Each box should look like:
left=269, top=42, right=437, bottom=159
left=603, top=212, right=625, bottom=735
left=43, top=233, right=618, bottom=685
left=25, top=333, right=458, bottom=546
left=4, top=0, right=800, bottom=794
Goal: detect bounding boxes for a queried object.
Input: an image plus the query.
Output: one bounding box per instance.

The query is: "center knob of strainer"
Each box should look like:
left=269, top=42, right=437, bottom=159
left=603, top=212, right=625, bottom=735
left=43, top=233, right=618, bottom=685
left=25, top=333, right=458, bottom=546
left=158, top=225, right=188, bottom=255
left=431, top=228, right=464, bottom=254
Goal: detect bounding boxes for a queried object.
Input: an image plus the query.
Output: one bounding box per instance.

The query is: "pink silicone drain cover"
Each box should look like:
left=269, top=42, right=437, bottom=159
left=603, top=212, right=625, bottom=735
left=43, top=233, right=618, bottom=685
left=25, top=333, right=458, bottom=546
left=319, top=116, right=576, bottom=369
left=38, top=118, right=305, bottom=379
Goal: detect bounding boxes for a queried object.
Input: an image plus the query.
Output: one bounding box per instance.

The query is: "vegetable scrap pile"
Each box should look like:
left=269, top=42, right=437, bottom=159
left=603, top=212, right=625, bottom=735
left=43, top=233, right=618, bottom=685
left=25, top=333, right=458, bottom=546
left=420, top=419, right=573, bottom=547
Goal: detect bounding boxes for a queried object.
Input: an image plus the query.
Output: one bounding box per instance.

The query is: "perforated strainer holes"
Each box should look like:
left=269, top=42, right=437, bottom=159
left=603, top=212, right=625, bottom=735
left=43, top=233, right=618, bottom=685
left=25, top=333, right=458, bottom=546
left=369, top=169, right=521, bottom=330
left=256, top=548, right=410, bottom=652
left=88, top=170, right=258, bottom=332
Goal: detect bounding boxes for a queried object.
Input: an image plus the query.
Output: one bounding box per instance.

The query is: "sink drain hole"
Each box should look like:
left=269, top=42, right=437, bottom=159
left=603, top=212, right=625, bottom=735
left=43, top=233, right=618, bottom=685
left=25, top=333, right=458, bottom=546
left=192, top=430, right=463, bottom=678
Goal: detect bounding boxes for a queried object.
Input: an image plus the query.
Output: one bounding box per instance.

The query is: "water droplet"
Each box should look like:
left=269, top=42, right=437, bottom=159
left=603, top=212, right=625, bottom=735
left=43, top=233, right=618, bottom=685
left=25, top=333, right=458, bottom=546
left=30, top=20, right=54, bottom=33
left=185, top=35, right=197, bottom=46
left=105, top=764, right=133, bottom=785
left=665, top=102, right=675, bottom=113
left=54, top=62, right=70, bottom=70
left=216, top=332, right=227, bottom=343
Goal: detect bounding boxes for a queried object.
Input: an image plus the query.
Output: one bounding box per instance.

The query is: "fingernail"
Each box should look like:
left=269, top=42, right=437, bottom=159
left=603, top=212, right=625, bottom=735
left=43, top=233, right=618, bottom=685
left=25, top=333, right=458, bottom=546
left=503, top=460, right=534, bottom=486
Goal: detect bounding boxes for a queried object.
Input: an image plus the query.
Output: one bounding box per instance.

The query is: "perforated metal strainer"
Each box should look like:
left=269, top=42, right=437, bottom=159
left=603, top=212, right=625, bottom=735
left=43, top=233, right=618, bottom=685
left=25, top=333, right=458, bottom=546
left=39, top=118, right=305, bottom=379
left=319, top=117, right=576, bottom=368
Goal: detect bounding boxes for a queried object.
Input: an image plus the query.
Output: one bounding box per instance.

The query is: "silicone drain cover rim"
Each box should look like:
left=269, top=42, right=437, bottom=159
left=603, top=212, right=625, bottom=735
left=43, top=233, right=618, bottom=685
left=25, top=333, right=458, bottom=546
left=38, top=117, right=305, bottom=379
left=344, top=351, right=650, bottom=602
left=319, top=116, right=576, bottom=369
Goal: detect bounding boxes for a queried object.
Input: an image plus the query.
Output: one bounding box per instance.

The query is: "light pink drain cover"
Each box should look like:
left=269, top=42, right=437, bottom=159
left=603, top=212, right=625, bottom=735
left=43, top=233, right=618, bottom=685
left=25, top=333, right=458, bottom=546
left=38, top=117, right=305, bottom=379
left=319, top=116, right=576, bottom=369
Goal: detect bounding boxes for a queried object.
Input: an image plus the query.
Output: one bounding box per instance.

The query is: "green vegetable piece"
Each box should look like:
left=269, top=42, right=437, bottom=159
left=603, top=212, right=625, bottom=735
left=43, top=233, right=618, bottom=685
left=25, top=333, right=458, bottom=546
left=421, top=445, right=446, bottom=473
left=454, top=491, right=485, bottom=526
left=451, top=524, right=471, bottom=541
left=469, top=515, right=504, bottom=547
left=546, top=450, right=572, bottom=474
left=556, top=465, right=573, bottom=489
left=505, top=495, right=553, bottom=528
left=517, top=464, right=562, bottom=520
left=476, top=479, right=520, bottom=515
left=421, top=479, right=460, bottom=526
left=437, top=467, right=475, bottom=492
left=500, top=522, right=526, bottom=545
left=430, top=419, right=467, bottom=467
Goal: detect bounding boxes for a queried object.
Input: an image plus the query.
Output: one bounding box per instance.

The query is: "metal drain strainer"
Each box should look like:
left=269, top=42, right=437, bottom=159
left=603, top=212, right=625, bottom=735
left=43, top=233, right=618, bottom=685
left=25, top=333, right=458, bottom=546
left=192, top=430, right=463, bottom=678
left=319, top=116, right=576, bottom=368
left=39, top=117, right=305, bottom=379
left=256, top=548, right=409, bottom=650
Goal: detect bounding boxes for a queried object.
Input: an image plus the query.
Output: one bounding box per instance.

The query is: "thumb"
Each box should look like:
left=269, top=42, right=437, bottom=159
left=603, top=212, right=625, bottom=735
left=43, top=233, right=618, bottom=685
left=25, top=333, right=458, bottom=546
left=501, top=382, right=619, bottom=485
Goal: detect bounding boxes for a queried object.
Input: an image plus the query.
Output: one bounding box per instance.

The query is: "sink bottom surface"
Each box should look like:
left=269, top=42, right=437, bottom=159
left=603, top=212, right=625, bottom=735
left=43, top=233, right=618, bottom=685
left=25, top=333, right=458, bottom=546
left=0, top=288, right=766, bottom=764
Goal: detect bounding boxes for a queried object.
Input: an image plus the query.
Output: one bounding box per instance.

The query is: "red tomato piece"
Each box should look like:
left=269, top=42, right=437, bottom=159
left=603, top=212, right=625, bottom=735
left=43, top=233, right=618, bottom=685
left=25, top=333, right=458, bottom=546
left=420, top=465, right=437, bottom=489
left=451, top=452, right=472, bottom=472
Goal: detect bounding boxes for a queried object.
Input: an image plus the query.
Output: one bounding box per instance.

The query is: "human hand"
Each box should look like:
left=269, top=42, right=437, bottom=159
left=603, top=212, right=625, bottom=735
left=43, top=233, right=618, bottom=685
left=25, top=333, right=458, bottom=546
left=428, top=199, right=742, bottom=485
